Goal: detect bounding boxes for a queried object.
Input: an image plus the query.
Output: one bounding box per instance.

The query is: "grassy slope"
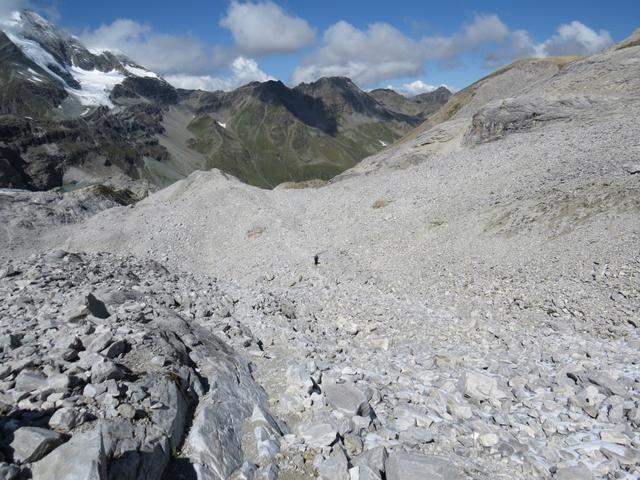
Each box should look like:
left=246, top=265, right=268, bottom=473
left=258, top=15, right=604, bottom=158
left=186, top=100, right=412, bottom=188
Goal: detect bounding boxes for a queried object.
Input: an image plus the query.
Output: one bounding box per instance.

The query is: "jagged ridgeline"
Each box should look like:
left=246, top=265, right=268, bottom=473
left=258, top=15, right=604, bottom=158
left=0, top=11, right=450, bottom=191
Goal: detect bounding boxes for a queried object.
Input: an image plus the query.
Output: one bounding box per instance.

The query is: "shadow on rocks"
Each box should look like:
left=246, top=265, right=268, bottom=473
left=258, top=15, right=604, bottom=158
left=161, top=457, right=198, bottom=480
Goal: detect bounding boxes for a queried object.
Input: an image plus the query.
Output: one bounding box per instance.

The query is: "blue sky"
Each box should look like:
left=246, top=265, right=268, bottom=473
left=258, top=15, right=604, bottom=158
left=16, top=0, right=640, bottom=94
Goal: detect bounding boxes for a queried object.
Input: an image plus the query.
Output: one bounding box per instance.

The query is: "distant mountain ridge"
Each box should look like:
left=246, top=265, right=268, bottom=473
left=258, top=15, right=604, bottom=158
left=0, top=11, right=450, bottom=191
left=369, top=86, right=452, bottom=119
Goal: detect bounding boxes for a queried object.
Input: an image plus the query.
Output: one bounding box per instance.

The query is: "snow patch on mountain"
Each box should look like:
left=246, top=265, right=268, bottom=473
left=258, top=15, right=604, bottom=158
left=5, top=28, right=121, bottom=107
left=1, top=10, right=166, bottom=109
left=68, top=67, right=125, bottom=107
left=125, top=65, right=159, bottom=79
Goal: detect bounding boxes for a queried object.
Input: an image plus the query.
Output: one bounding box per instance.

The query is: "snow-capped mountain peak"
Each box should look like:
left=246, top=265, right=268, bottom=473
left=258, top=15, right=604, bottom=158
left=0, top=10, right=162, bottom=110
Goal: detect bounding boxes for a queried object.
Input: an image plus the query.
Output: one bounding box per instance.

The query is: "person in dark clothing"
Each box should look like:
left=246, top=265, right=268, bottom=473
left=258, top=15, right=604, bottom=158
left=314, top=254, right=319, bottom=266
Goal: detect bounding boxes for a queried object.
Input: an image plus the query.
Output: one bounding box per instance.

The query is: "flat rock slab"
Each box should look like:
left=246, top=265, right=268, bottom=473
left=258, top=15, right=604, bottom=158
left=10, top=426, right=64, bottom=464
left=298, top=422, right=337, bottom=449
left=385, top=452, right=464, bottom=480
left=31, top=428, right=106, bottom=480
left=458, top=371, right=506, bottom=402
left=14, top=370, right=47, bottom=393
left=323, top=382, right=369, bottom=417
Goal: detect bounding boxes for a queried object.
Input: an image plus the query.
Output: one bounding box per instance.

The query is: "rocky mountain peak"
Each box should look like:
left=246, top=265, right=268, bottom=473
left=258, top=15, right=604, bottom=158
left=295, top=76, right=389, bottom=118
left=0, top=9, right=163, bottom=113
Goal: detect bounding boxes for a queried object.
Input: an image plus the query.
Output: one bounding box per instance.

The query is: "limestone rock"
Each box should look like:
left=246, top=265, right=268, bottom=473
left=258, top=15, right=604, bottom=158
left=317, top=447, right=349, bottom=480
left=385, top=452, right=464, bottom=480
left=323, top=382, right=370, bottom=417
left=49, top=407, right=86, bottom=432
left=10, top=427, right=64, bottom=464
left=554, top=463, right=593, bottom=480
left=31, top=428, right=106, bottom=480
left=298, top=423, right=337, bottom=449
left=459, top=372, right=507, bottom=402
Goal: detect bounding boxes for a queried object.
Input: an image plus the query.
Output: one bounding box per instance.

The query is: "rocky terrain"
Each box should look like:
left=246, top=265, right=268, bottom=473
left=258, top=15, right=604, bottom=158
left=0, top=251, right=286, bottom=479
left=0, top=11, right=447, bottom=192
left=0, top=14, right=638, bottom=480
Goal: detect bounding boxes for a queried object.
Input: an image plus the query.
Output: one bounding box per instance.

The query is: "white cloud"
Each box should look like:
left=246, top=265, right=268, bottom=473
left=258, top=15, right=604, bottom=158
left=291, top=20, right=426, bottom=86
left=165, top=56, right=273, bottom=91
left=291, top=15, right=511, bottom=87
left=484, top=21, right=613, bottom=67
left=483, top=29, right=538, bottom=67
left=422, top=14, right=510, bottom=60
left=220, top=1, right=315, bottom=55
left=292, top=14, right=613, bottom=87
left=537, top=21, right=612, bottom=56
left=80, top=19, right=210, bottom=74
left=387, top=80, right=454, bottom=96
left=0, top=0, right=29, bottom=17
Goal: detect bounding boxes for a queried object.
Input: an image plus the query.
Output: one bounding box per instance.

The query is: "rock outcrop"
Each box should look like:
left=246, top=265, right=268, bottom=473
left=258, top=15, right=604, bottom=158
left=0, top=251, right=282, bottom=479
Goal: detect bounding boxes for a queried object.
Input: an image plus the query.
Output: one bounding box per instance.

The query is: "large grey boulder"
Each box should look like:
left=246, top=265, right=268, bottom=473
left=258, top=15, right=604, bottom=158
left=348, top=465, right=382, bottom=480
left=49, top=407, right=86, bottom=432
left=147, top=377, right=188, bottom=450
left=14, top=370, right=47, bottom=393
left=285, top=364, right=315, bottom=393
left=317, top=447, right=349, bottom=480
left=385, top=452, right=464, bottom=480
left=90, top=358, right=125, bottom=383
left=323, top=382, right=370, bottom=417
left=31, top=428, right=106, bottom=480
left=352, top=446, right=387, bottom=474
left=585, top=372, right=627, bottom=397
left=458, top=372, right=506, bottom=403
left=298, top=423, right=337, bottom=449
left=10, top=427, right=64, bottom=464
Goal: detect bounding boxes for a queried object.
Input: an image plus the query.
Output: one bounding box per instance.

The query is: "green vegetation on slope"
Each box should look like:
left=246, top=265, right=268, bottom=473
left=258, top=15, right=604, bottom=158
left=185, top=99, right=412, bottom=188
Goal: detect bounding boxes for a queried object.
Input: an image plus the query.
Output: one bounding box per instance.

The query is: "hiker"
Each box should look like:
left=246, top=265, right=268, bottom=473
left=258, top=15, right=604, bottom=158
left=314, top=254, right=319, bottom=266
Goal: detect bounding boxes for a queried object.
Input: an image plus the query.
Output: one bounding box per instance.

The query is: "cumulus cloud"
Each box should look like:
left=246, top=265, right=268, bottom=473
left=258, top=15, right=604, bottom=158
left=80, top=19, right=210, bottom=74
left=165, top=56, right=274, bottom=91
left=292, top=14, right=613, bottom=87
left=291, top=21, right=425, bottom=86
left=422, top=14, right=510, bottom=60
left=537, top=21, right=612, bottom=56
left=220, top=1, right=315, bottom=55
left=387, top=80, right=454, bottom=96
left=291, top=15, right=511, bottom=87
left=485, top=21, right=612, bottom=67
left=0, top=0, right=29, bottom=16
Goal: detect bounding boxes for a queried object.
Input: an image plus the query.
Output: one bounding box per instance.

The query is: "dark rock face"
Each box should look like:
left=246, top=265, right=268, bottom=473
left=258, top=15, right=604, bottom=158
left=0, top=32, right=69, bottom=118
left=0, top=116, right=65, bottom=190
left=0, top=145, right=30, bottom=189
left=111, top=77, right=179, bottom=105
left=0, top=111, right=166, bottom=190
